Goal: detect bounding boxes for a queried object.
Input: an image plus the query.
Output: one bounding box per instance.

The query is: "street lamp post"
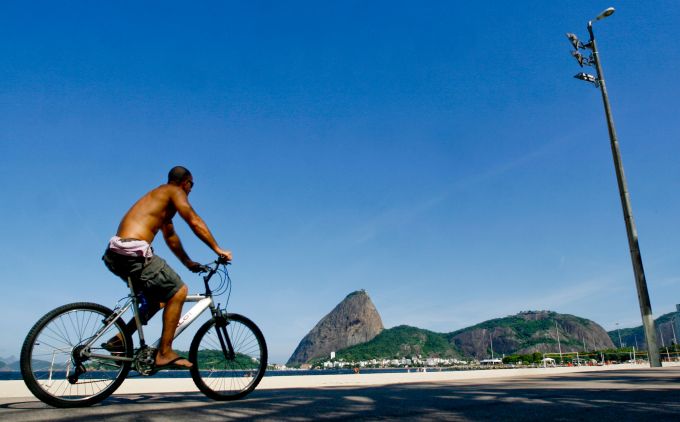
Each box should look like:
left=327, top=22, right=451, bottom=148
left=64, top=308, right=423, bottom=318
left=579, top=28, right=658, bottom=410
left=490, top=331, right=494, bottom=360
left=555, top=321, right=563, bottom=363
left=567, top=7, right=661, bottom=367
left=582, top=336, right=587, bottom=352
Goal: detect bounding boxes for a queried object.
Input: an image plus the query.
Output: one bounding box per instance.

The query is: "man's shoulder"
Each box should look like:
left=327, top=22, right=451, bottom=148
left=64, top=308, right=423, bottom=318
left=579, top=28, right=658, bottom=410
left=153, top=183, right=189, bottom=203
left=151, top=184, right=182, bottom=196
left=141, top=184, right=181, bottom=204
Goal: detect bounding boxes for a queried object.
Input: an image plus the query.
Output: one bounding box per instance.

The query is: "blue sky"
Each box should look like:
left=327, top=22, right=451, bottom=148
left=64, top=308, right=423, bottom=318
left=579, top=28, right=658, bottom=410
left=1, top=1, right=679, bottom=364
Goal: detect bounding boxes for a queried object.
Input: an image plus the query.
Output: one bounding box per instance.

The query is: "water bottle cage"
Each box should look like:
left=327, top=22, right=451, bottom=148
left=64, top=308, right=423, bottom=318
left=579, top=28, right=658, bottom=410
left=137, top=293, right=150, bottom=325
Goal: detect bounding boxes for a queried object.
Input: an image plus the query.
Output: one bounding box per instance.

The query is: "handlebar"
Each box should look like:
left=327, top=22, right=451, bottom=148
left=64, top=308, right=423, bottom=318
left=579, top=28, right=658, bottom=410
left=197, top=264, right=212, bottom=273
left=197, top=256, right=231, bottom=274
left=196, top=256, right=233, bottom=298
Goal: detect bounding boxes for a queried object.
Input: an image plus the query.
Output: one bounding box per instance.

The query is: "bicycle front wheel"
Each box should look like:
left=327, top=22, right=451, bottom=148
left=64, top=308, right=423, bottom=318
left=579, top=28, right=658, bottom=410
left=189, top=313, right=267, bottom=400
left=20, top=302, right=133, bottom=407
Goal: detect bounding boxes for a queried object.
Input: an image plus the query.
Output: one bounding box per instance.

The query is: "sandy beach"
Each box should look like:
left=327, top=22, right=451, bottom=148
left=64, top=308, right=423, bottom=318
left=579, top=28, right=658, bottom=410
left=3, top=362, right=678, bottom=399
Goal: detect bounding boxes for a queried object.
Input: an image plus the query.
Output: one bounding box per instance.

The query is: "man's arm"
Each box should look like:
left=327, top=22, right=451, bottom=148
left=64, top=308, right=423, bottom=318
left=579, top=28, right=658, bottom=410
left=161, top=221, right=202, bottom=271
left=170, top=188, right=232, bottom=260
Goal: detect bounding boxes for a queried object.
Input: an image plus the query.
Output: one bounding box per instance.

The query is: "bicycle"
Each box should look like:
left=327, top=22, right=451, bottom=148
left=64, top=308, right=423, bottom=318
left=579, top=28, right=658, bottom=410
left=20, top=257, right=267, bottom=408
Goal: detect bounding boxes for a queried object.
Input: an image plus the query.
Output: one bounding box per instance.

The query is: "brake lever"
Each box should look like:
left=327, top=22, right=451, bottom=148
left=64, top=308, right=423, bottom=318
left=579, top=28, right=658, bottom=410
left=217, top=256, right=232, bottom=265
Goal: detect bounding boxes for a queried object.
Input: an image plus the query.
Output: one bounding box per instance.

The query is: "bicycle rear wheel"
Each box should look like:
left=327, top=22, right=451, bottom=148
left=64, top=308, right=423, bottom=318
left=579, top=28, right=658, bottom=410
left=20, top=302, right=133, bottom=407
left=189, top=313, right=267, bottom=400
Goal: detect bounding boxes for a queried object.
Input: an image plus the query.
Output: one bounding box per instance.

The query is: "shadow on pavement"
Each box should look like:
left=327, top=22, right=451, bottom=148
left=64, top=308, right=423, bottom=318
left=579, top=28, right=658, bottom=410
left=2, top=367, right=679, bottom=421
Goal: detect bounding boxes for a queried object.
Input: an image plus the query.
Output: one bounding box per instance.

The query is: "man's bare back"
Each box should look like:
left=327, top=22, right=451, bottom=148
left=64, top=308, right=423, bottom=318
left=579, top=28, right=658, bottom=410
left=117, top=184, right=187, bottom=244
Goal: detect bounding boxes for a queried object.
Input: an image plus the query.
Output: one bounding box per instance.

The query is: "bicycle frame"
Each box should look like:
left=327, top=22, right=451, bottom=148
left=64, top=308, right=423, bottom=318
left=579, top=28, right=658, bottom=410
left=83, top=261, right=227, bottom=364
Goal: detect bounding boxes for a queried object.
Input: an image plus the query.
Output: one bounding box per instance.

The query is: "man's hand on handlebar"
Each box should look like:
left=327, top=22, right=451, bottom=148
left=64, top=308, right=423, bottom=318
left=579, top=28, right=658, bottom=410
left=214, top=247, right=233, bottom=263
left=188, top=261, right=213, bottom=273
left=187, top=261, right=205, bottom=273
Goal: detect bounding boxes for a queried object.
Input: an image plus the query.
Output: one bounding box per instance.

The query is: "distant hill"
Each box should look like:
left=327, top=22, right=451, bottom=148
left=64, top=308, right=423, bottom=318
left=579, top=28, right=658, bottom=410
left=608, top=312, right=680, bottom=349
left=0, top=356, right=20, bottom=371
left=289, top=292, right=617, bottom=365
left=448, top=311, right=614, bottom=358
left=331, top=311, right=614, bottom=362
left=287, top=290, right=384, bottom=365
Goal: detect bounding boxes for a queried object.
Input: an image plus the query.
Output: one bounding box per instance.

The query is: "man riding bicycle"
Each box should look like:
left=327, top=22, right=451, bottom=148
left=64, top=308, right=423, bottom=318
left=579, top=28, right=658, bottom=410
left=102, top=166, right=231, bottom=369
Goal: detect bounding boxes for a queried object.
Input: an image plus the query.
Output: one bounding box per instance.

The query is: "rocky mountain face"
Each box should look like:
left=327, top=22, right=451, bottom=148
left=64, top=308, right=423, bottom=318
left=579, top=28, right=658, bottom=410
left=448, top=311, right=615, bottom=358
left=287, top=290, right=384, bottom=365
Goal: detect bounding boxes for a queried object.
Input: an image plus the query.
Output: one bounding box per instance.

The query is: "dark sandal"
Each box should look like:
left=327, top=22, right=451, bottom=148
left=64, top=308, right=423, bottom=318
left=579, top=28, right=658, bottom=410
left=154, top=356, right=193, bottom=370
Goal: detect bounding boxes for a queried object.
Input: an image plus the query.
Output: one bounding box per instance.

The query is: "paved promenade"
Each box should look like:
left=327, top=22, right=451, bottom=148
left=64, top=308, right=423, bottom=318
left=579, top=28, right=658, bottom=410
left=2, top=364, right=679, bottom=421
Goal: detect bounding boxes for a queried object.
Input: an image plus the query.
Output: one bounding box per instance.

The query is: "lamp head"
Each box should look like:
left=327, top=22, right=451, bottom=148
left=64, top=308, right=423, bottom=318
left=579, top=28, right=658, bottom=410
left=574, top=72, right=599, bottom=87
left=596, top=7, right=615, bottom=21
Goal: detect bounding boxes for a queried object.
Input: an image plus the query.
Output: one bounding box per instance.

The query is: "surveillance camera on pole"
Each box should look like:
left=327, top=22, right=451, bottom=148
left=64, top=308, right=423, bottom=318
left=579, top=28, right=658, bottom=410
left=566, top=33, right=582, bottom=50
left=567, top=35, right=595, bottom=68
left=571, top=51, right=585, bottom=67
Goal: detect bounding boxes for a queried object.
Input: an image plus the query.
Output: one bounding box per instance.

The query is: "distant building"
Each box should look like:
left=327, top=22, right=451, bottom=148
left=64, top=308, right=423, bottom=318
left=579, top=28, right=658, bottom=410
left=480, top=359, right=502, bottom=365
left=541, top=357, right=556, bottom=367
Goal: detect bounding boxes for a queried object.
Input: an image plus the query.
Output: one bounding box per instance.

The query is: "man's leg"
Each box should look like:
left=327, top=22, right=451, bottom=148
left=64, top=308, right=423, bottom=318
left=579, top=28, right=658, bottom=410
left=124, top=303, right=161, bottom=336
left=155, top=284, right=192, bottom=368
left=103, top=303, right=161, bottom=350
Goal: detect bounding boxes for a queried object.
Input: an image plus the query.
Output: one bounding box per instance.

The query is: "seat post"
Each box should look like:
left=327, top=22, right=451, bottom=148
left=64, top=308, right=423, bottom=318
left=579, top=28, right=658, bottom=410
left=127, top=277, right=146, bottom=347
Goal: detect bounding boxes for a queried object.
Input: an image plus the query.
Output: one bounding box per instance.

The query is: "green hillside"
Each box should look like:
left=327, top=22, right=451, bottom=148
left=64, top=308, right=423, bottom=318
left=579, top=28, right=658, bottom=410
left=321, top=325, right=461, bottom=363
left=451, top=311, right=590, bottom=340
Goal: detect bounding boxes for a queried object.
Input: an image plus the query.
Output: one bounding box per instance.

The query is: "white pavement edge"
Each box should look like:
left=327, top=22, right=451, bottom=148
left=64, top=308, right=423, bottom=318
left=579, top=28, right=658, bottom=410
left=2, top=362, right=679, bottom=399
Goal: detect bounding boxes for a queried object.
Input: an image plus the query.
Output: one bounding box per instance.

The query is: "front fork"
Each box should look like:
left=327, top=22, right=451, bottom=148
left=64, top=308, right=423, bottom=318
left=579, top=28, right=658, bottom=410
left=214, top=311, right=236, bottom=360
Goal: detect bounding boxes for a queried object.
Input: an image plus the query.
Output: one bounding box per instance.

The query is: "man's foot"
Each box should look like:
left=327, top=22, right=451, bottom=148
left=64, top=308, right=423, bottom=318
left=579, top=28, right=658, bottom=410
left=154, top=356, right=193, bottom=370
left=155, top=351, right=193, bottom=369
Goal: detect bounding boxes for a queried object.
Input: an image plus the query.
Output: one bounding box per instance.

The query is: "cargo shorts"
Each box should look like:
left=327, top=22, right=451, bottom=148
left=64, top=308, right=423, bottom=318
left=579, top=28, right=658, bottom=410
left=102, top=248, right=184, bottom=303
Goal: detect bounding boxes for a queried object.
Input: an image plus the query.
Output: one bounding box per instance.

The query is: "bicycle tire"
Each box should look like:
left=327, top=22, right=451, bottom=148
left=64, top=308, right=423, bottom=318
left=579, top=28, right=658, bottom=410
left=20, top=302, right=133, bottom=407
left=189, top=313, right=267, bottom=400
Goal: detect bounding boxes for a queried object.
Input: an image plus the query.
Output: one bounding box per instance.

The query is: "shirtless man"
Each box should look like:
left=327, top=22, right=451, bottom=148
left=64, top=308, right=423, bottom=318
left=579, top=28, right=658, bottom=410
left=103, top=166, right=231, bottom=369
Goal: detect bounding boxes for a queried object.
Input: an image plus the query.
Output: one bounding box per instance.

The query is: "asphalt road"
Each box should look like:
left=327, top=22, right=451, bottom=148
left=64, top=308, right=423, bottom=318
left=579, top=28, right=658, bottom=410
left=2, top=366, right=679, bottom=421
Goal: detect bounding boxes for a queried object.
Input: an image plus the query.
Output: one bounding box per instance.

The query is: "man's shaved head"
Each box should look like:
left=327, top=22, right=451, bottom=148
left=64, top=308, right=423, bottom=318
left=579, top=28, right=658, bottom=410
left=168, top=166, right=192, bottom=185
